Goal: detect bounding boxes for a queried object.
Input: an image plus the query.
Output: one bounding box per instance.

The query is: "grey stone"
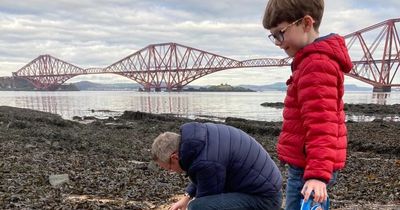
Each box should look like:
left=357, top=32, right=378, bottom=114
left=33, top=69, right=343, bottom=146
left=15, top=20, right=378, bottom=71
left=49, top=174, right=69, bottom=186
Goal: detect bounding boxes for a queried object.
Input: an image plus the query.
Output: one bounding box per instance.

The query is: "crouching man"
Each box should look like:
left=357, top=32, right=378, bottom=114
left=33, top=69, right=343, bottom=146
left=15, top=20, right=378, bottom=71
left=151, top=122, right=282, bottom=210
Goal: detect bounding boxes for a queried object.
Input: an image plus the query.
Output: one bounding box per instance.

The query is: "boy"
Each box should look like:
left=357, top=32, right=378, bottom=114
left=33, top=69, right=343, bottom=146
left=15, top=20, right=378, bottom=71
left=262, top=0, right=353, bottom=209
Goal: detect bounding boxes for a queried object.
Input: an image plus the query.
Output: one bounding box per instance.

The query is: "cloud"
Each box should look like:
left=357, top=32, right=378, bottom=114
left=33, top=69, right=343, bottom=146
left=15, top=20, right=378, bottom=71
left=0, top=0, right=398, bottom=87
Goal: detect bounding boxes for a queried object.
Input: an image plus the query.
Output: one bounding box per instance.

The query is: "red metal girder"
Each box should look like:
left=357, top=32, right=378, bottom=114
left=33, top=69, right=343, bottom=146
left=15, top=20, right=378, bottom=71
left=104, top=42, right=242, bottom=90
left=344, top=18, right=400, bottom=38
left=357, top=33, right=379, bottom=82
left=240, top=58, right=291, bottom=67
left=344, top=18, right=400, bottom=87
left=13, top=55, right=85, bottom=90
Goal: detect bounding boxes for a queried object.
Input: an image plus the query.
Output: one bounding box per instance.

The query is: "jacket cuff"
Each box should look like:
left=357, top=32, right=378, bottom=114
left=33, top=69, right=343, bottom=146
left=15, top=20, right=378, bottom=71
left=304, top=176, right=329, bottom=184
left=186, top=183, right=196, bottom=198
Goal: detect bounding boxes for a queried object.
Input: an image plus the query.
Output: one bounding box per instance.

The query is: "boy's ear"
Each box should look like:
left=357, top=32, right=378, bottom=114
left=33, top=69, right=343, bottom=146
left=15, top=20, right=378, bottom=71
left=303, top=15, right=316, bottom=32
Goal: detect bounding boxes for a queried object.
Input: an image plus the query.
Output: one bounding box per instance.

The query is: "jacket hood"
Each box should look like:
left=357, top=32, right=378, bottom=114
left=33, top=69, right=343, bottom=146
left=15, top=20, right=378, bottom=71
left=178, top=122, right=207, bottom=171
left=292, top=34, right=353, bottom=73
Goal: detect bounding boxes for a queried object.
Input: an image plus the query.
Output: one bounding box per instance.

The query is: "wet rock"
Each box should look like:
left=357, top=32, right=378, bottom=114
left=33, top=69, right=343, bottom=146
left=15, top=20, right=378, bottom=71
left=372, top=118, right=384, bottom=123
left=225, top=117, right=281, bottom=136
left=7, top=120, right=31, bottom=129
left=49, top=174, right=69, bottom=186
left=262, top=103, right=400, bottom=121
left=24, top=144, right=36, bottom=149
left=73, top=116, right=82, bottom=121
left=10, top=195, right=21, bottom=202
left=51, top=141, right=61, bottom=149
left=83, top=116, right=97, bottom=120
left=344, top=103, right=400, bottom=115
left=260, top=102, right=284, bottom=108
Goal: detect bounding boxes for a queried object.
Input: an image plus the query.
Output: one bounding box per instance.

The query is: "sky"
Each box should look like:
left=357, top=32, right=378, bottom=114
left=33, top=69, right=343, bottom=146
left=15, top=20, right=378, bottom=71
left=0, top=0, right=399, bottom=87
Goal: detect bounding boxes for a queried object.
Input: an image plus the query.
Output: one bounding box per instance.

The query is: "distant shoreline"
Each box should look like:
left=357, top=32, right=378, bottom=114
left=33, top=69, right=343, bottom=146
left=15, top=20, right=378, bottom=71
left=261, top=102, right=400, bottom=114
left=1, top=80, right=376, bottom=92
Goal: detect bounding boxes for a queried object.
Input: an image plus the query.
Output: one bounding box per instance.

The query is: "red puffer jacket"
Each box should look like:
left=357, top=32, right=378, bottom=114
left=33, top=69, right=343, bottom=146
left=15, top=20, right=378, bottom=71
left=278, top=34, right=353, bottom=183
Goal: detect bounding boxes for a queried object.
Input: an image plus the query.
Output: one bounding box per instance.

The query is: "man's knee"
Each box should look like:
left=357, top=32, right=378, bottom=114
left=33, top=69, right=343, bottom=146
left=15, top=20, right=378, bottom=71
left=187, top=198, right=209, bottom=210
left=187, top=198, right=201, bottom=210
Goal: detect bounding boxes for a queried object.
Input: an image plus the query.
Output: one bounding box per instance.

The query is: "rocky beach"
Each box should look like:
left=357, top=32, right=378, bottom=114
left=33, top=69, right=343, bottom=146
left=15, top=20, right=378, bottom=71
left=0, top=105, right=399, bottom=209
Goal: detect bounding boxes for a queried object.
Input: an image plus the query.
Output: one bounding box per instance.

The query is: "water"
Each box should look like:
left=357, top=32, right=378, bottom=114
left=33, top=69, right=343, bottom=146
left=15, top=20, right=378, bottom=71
left=0, top=91, right=399, bottom=122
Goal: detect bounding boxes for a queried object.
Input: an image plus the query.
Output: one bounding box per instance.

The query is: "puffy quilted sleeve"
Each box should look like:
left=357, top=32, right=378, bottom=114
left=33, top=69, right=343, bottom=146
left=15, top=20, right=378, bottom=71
left=297, top=58, right=341, bottom=182
left=189, top=161, right=226, bottom=198
left=185, top=182, right=196, bottom=198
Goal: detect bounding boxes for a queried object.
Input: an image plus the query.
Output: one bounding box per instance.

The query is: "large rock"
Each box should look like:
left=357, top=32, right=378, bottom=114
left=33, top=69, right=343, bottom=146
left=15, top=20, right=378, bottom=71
left=49, top=174, right=69, bottom=186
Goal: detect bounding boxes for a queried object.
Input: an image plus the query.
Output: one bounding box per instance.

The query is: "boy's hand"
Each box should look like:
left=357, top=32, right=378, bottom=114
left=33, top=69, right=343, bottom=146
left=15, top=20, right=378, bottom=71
left=301, top=179, right=327, bottom=203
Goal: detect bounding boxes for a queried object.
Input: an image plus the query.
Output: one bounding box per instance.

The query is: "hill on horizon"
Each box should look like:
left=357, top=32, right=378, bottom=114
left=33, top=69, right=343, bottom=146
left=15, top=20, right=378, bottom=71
left=72, top=81, right=141, bottom=90
left=70, top=81, right=373, bottom=92
left=239, top=83, right=372, bottom=92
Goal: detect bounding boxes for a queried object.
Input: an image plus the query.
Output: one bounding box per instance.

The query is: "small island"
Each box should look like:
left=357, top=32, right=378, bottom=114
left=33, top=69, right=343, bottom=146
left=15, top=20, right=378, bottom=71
left=184, top=83, right=255, bottom=92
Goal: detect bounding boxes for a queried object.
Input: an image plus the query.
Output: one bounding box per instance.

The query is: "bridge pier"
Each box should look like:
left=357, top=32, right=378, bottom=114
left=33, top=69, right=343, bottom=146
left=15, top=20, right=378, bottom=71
left=373, top=86, right=391, bottom=92
left=142, top=84, right=151, bottom=92
left=166, top=85, right=183, bottom=92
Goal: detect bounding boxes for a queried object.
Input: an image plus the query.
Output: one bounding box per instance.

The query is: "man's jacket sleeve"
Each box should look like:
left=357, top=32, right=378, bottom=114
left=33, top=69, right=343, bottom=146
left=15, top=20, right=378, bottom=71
left=190, top=161, right=226, bottom=198
left=185, top=183, right=196, bottom=197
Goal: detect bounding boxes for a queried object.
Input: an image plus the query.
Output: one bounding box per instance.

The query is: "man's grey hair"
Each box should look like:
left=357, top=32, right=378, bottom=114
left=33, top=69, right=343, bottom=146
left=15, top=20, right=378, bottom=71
left=151, top=132, right=181, bottom=163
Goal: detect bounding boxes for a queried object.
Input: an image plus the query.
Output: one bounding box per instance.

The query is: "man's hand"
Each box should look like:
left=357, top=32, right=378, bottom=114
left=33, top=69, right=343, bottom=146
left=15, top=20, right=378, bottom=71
left=301, top=179, right=327, bottom=203
left=169, top=196, right=191, bottom=210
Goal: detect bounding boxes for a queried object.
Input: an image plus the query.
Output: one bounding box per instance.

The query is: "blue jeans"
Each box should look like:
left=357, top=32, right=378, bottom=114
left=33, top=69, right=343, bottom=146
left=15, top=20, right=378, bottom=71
left=188, top=191, right=282, bottom=210
left=285, top=165, right=338, bottom=210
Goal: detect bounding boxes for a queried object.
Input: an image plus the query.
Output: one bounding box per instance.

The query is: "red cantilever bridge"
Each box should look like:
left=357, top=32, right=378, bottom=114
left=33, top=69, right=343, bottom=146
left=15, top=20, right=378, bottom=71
left=12, top=18, right=400, bottom=92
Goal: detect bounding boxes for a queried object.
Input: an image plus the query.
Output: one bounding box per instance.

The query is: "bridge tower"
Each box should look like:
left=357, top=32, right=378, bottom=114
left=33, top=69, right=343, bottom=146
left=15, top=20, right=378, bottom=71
left=344, top=18, right=400, bottom=92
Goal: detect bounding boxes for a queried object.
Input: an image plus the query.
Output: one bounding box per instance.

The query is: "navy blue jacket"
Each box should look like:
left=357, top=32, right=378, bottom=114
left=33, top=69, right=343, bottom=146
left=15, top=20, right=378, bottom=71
left=178, top=122, right=282, bottom=198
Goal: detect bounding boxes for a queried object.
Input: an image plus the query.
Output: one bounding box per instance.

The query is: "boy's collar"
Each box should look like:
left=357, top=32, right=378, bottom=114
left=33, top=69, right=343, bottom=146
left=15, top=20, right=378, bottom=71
left=314, top=33, right=336, bottom=42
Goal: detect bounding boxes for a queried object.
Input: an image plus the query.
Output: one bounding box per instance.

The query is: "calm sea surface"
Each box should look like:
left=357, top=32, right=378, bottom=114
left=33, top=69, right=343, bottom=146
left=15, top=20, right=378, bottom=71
left=0, top=91, right=399, bottom=122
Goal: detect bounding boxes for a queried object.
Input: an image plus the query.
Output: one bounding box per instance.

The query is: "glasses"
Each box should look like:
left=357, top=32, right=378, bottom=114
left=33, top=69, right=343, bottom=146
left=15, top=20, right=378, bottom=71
left=268, top=18, right=304, bottom=44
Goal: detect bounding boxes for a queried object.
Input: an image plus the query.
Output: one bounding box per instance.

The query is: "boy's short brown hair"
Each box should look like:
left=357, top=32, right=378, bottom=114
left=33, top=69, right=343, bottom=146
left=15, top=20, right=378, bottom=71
left=263, top=0, right=324, bottom=31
